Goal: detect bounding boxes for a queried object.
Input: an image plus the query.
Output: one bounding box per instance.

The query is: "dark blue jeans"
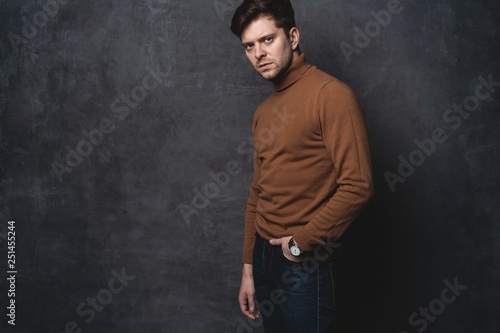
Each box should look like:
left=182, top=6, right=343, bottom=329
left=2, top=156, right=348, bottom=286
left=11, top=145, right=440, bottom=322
left=252, top=233, right=344, bottom=333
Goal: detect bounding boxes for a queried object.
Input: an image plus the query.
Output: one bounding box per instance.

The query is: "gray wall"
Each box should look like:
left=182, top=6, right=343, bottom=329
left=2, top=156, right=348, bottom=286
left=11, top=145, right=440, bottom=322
left=0, top=0, right=499, bottom=332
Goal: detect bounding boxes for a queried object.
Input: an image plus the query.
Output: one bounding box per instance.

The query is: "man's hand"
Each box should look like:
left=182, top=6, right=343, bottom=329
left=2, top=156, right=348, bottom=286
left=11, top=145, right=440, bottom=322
left=269, top=236, right=303, bottom=262
left=238, top=264, right=260, bottom=320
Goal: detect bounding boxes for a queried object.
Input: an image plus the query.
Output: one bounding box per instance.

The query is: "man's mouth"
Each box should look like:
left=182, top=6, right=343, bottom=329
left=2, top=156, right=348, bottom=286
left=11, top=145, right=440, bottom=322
left=259, top=63, right=272, bottom=68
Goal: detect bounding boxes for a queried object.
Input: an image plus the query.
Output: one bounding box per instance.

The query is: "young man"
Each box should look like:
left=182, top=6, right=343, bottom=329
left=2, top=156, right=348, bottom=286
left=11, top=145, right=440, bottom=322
left=231, top=1, right=374, bottom=331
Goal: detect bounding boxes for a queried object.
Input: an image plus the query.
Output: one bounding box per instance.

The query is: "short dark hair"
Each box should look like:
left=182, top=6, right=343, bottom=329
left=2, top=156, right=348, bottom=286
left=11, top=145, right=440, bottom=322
left=230, top=0, right=297, bottom=39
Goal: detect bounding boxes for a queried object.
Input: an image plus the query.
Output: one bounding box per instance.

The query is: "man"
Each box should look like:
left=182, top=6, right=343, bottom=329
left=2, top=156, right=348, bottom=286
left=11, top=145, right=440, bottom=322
left=231, top=1, right=374, bottom=331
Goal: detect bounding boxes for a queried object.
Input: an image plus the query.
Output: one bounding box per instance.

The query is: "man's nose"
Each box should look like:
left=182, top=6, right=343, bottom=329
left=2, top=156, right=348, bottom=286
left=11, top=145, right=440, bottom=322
left=254, top=44, right=266, bottom=59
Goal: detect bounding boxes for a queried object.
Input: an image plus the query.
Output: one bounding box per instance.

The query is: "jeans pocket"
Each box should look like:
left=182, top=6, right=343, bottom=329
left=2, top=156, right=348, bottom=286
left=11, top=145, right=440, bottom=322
left=277, top=247, right=305, bottom=265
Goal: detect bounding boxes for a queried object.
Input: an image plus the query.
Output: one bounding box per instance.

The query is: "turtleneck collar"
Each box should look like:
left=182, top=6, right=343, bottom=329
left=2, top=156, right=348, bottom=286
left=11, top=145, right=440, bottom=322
left=272, top=53, right=311, bottom=92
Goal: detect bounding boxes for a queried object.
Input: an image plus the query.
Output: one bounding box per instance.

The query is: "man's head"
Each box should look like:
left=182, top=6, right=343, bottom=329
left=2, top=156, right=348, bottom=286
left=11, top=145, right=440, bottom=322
left=230, top=0, right=297, bottom=39
left=231, top=0, right=301, bottom=82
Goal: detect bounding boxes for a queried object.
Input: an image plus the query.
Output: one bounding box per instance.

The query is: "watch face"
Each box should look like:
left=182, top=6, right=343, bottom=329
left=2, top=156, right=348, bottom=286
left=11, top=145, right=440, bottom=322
left=291, top=246, right=301, bottom=256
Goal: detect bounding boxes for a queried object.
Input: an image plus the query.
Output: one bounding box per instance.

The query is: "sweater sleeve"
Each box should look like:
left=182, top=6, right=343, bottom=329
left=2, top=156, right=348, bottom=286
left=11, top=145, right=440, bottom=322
left=292, top=80, right=374, bottom=251
left=242, top=126, right=262, bottom=264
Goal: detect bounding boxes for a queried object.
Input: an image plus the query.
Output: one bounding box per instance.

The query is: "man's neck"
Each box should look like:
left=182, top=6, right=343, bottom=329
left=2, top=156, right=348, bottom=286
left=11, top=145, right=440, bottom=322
left=271, top=52, right=308, bottom=92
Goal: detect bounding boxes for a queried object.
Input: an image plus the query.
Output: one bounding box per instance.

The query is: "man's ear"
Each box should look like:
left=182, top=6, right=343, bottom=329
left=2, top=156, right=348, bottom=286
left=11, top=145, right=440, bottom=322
left=289, top=27, right=300, bottom=51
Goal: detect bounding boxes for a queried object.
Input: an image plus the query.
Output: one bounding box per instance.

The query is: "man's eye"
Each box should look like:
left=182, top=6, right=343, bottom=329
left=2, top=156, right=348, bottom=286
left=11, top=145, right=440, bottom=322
left=244, top=44, right=253, bottom=50
left=264, top=37, right=273, bottom=43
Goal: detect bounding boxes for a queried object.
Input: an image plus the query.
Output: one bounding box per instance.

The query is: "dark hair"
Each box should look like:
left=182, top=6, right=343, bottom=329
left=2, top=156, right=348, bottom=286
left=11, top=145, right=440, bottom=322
left=230, top=0, right=297, bottom=39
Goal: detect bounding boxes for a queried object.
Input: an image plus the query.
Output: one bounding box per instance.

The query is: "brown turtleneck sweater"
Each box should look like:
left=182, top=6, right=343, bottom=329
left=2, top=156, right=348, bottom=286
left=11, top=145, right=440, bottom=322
left=243, top=53, right=374, bottom=264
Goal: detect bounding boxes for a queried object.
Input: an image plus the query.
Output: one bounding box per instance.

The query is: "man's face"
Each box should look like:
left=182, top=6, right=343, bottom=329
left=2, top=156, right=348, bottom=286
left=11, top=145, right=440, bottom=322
left=240, top=15, right=299, bottom=81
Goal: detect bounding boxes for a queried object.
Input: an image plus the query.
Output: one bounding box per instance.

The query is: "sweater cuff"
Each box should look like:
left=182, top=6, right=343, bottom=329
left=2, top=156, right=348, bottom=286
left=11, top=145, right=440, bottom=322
left=242, top=231, right=256, bottom=264
left=292, top=228, right=318, bottom=252
left=242, top=252, right=253, bottom=264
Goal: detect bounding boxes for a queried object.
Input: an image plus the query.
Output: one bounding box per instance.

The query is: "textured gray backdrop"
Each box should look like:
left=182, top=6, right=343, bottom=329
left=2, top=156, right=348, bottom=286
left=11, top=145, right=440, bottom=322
left=0, top=0, right=499, bottom=332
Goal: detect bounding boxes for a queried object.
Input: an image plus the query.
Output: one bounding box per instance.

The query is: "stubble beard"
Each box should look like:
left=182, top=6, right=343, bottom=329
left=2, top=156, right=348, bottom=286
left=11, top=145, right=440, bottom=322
left=256, top=50, right=293, bottom=82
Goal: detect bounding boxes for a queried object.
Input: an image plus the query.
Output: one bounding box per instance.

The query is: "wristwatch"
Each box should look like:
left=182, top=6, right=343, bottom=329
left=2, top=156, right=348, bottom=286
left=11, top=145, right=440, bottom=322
left=288, top=237, right=302, bottom=257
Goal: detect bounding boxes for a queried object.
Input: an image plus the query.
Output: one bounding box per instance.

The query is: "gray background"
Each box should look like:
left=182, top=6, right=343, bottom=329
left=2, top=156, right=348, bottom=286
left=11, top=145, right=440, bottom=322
left=0, top=0, right=499, bottom=332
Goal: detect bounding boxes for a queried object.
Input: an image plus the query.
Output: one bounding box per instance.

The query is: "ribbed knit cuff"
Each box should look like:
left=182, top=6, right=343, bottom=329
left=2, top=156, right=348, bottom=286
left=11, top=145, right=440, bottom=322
left=242, top=252, right=253, bottom=265
left=292, top=227, right=317, bottom=252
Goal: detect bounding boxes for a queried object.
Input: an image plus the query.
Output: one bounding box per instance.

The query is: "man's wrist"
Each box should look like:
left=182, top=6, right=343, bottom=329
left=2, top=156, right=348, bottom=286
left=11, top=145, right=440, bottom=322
left=242, top=263, right=253, bottom=277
